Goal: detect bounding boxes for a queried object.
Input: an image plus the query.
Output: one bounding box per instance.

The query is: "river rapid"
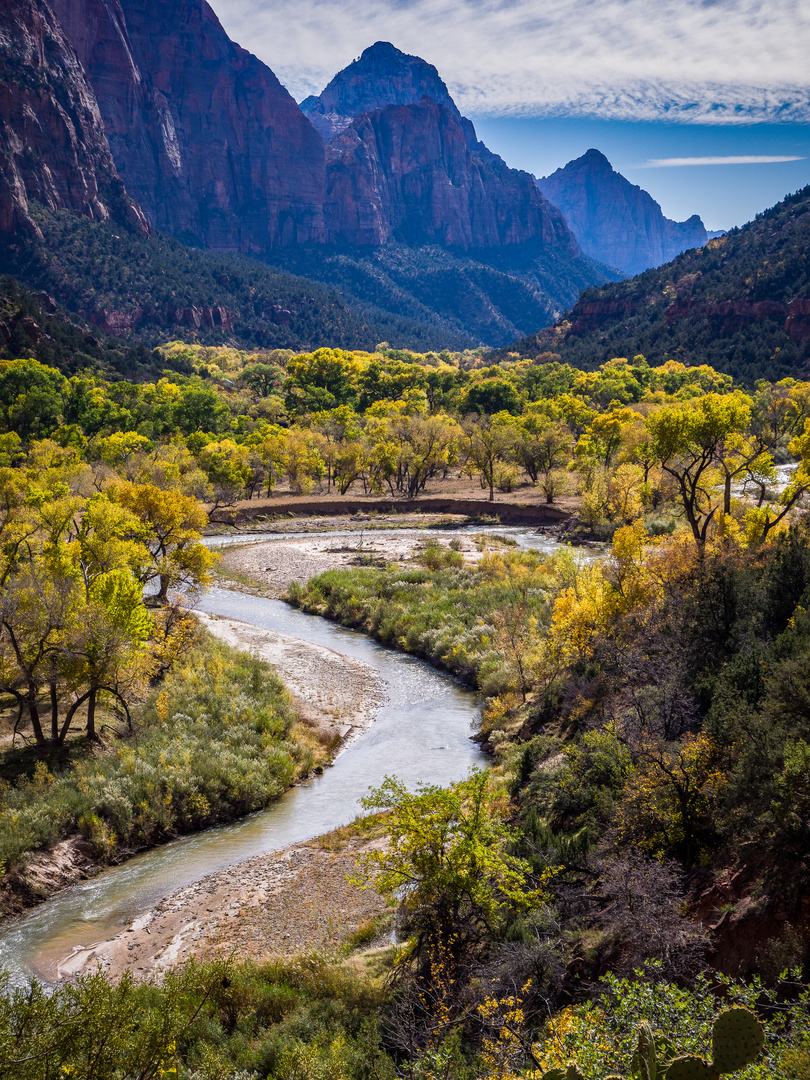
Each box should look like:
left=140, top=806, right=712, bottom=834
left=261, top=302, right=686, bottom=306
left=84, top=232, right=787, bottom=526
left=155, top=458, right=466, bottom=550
left=0, top=525, right=576, bottom=985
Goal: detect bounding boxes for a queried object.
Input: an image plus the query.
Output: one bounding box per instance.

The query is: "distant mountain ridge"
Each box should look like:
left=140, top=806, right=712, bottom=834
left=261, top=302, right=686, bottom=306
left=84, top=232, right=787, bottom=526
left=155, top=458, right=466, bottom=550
left=302, top=41, right=578, bottom=254
left=537, top=149, right=709, bottom=275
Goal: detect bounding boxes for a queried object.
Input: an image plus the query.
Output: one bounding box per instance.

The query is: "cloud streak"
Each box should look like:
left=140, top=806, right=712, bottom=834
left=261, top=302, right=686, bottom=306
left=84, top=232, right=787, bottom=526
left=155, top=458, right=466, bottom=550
left=214, top=0, right=810, bottom=122
left=640, top=155, right=806, bottom=167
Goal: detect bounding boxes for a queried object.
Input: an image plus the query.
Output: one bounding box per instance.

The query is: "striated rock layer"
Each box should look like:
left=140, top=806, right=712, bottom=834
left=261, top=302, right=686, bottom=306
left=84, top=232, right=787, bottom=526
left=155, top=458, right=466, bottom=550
left=0, top=0, right=145, bottom=239
left=537, top=149, right=708, bottom=276
left=50, top=0, right=326, bottom=251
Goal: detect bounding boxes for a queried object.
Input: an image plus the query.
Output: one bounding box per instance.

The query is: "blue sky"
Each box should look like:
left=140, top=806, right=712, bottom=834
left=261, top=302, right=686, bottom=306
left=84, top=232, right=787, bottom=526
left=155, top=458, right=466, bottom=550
left=214, top=0, right=810, bottom=231
left=471, top=118, right=810, bottom=231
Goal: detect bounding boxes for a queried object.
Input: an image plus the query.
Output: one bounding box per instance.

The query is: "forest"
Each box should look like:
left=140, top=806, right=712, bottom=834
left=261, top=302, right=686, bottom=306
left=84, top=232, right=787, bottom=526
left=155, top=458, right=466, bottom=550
left=0, top=339, right=809, bottom=1078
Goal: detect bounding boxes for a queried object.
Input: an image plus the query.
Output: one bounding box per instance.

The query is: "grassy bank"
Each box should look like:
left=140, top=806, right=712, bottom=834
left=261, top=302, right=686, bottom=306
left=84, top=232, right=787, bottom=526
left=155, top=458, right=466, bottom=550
left=286, top=540, right=568, bottom=698
left=0, top=634, right=314, bottom=904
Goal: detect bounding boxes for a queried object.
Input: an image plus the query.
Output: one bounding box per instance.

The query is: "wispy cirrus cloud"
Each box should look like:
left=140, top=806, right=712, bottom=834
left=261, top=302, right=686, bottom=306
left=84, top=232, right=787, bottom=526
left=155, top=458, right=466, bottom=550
left=640, top=155, right=806, bottom=166
left=214, top=0, right=810, bottom=122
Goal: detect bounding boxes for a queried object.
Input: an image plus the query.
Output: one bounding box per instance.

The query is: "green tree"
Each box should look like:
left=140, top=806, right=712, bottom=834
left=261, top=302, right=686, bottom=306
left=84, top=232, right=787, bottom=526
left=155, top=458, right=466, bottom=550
left=646, top=393, right=752, bottom=553
left=464, top=413, right=518, bottom=502
left=0, top=358, right=67, bottom=442
left=359, top=770, right=539, bottom=973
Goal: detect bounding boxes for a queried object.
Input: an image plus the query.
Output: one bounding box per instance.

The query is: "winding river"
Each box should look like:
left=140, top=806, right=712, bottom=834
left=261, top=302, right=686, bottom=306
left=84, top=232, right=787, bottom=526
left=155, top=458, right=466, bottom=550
left=0, top=525, right=577, bottom=985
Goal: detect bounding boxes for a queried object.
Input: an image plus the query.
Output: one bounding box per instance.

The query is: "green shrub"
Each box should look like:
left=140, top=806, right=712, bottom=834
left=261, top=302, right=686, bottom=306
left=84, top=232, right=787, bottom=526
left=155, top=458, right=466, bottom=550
left=0, top=635, right=302, bottom=872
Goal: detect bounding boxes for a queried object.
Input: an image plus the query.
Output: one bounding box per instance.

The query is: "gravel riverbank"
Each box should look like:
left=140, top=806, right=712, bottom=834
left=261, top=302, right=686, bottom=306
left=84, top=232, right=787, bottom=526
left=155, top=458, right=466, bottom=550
left=55, top=836, right=388, bottom=982
left=196, top=612, right=386, bottom=750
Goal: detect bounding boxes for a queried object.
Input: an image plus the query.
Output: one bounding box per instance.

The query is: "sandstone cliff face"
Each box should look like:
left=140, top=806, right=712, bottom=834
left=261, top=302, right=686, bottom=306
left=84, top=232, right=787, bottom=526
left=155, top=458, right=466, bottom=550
left=0, top=0, right=145, bottom=240
left=324, top=98, right=577, bottom=251
left=50, top=0, right=326, bottom=251
left=537, top=149, right=708, bottom=276
left=301, top=41, right=462, bottom=142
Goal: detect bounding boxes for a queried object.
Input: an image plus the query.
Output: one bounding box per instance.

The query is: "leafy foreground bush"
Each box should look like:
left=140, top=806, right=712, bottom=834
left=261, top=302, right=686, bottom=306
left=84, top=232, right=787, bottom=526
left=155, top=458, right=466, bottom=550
left=0, top=955, right=393, bottom=1080
left=0, top=956, right=808, bottom=1079
left=0, top=635, right=309, bottom=874
left=528, top=966, right=810, bottom=1080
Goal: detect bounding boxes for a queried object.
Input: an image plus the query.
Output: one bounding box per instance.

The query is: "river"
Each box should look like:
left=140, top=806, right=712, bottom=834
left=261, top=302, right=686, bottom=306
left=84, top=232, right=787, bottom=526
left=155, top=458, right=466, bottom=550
left=0, top=525, right=577, bottom=984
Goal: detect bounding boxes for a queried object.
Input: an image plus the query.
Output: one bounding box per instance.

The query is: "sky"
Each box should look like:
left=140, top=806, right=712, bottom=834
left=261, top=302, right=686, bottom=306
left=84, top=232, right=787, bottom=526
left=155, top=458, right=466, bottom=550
left=213, top=0, right=810, bottom=231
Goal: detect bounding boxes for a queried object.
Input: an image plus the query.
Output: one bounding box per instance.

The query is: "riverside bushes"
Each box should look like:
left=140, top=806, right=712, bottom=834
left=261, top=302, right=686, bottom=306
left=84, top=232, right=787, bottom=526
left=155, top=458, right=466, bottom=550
left=287, top=546, right=565, bottom=695
left=2, top=954, right=809, bottom=1080
left=0, top=635, right=307, bottom=874
left=0, top=955, right=396, bottom=1080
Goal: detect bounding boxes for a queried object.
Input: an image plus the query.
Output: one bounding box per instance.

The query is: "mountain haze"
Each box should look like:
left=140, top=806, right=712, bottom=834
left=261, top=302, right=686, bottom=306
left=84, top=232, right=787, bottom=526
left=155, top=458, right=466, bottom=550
left=537, top=149, right=709, bottom=275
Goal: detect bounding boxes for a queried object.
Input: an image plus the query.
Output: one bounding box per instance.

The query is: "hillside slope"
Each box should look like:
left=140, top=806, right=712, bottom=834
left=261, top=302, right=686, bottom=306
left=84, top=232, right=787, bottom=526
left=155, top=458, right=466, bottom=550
left=506, top=185, right=810, bottom=383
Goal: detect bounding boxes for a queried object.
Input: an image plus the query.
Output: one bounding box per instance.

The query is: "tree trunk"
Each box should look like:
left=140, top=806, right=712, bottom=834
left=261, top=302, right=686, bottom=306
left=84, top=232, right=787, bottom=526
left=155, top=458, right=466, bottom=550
left=27, top=691, right=46, bottom=747
left=86, top=687, right=98, bottom=741
left=50, top=681, right=59, bottom=742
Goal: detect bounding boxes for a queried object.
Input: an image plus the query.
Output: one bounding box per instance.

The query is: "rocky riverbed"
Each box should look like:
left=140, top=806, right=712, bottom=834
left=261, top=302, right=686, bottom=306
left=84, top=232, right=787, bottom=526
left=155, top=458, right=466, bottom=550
left=55, top=835, right=389, bottom=982
left=214, top=529, right=482, bottom=600
left=196, top=612, right=386, bottom=751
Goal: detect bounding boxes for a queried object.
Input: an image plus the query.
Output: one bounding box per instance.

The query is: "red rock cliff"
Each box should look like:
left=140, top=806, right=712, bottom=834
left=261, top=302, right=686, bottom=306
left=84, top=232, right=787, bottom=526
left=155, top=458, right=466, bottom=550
left=50, top=0, right=326, bottom=251
left=0, top=0, right=145, bottom=240
left=324, top=98, right=577, bottom=251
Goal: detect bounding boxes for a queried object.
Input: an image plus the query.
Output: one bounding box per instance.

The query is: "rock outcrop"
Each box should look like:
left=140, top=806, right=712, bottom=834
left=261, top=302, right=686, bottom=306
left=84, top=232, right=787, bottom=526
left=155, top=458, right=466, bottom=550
left=324, top=97, right=576, bottom=251
left=537, top=149, right=708, bottom=275
left=304, top=42, right=577, bottom=252
left=50, top=0, right=326, bottom=251
left=0, top=0, right=145, bottom=240
left=301, top=40, right=464, bottom=141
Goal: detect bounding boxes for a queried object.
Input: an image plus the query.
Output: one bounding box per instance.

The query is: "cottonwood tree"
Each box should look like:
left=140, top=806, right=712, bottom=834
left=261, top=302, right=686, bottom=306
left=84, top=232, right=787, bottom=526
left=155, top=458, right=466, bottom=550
left=114, top=482, right=213, bottom=602
left=646, top=393, right=751, bottom=554
left=463, top=413, right=518, bottom=502
left=358, top=771, right=539, bottom=977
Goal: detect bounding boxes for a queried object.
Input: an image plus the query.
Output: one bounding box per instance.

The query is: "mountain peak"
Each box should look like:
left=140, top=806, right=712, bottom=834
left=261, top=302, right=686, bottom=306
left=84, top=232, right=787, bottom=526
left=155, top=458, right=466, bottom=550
left=300, top=41, right=460, bottom=141
left=537, top=149, right=707, bottom=275
left=580, top=148, right=613, bottom=169
left=360, top=41, right=401, bottom=59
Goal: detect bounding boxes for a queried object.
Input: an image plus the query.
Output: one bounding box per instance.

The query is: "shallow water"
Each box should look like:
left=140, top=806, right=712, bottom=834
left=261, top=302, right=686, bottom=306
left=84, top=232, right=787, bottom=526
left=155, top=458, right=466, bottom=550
left=0, top=589, right=485, bottom=984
